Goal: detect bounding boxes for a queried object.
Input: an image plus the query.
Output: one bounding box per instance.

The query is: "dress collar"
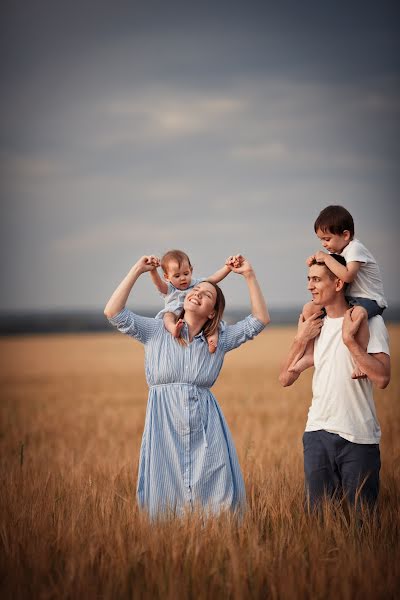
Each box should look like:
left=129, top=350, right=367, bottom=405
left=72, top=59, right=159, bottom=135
left=181, top=321, right=207, bottom=343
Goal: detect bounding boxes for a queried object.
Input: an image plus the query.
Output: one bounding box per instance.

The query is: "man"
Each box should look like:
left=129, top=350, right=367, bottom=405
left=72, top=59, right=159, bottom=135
left=279, top=256, right=390, bottom=511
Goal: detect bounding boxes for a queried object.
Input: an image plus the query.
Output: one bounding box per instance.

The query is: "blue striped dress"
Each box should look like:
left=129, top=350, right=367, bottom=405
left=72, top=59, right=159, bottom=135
left=108, top=308, right=265, bottom=518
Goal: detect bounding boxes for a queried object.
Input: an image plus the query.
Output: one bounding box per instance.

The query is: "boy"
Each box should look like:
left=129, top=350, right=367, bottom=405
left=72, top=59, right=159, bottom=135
left=289, top=205, right=387, bottom=378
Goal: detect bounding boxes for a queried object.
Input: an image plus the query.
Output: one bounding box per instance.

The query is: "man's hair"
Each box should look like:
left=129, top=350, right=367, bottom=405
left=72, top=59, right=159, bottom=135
left=311, top=253, right=349, bottom=291
left=160, top=249, right=192, bottom=273
left=314, top=205, right=355, bottom=238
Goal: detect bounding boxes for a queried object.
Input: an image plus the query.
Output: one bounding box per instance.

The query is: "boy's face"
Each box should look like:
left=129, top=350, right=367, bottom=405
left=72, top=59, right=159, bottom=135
left=316, top=228, right=351, bottom=254
left=164, top=260, right=193, bottom=290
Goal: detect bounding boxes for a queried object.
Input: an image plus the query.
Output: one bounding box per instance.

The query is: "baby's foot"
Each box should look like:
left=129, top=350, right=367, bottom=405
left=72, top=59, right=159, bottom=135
left=351, top=367, right=368, bottom=380
left=172, top=319, right=185, bottom=338
left=208, top=339, right=217, bottom=354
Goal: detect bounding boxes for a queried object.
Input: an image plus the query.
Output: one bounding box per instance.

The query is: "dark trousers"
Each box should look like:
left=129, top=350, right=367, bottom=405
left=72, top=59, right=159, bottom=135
left=303, top=430, right=381, bottom=510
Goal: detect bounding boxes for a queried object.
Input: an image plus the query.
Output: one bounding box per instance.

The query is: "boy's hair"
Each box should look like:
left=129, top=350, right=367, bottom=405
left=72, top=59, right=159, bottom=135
left=314, top=205, right=355, bottom=238
left=161, top=250, right=192, bottom=273
left=311, top=253, right=349, bottom=291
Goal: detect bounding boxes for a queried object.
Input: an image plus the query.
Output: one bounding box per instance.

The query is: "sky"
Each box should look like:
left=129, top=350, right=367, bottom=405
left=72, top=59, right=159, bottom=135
left=1, top=0, right=399, bottom=312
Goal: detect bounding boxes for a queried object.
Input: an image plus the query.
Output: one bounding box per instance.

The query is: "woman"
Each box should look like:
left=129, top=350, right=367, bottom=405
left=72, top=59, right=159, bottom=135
left=104, top=255, right=269, bottom=518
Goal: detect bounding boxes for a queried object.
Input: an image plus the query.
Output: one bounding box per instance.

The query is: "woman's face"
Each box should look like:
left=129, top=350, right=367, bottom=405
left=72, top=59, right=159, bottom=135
left=184, top=282, right=217, bottom=320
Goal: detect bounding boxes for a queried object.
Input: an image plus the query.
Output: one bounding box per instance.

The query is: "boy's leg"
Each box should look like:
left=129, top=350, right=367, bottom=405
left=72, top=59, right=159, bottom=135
left=207, top=330, right=218, bottom=354
left=288, top=301, right=322, bottom=373
left=163, top=312, right=185, bottom=338
left=348, top=306, right=369, bottom=379
left=288, top=340, right=314, bottom=373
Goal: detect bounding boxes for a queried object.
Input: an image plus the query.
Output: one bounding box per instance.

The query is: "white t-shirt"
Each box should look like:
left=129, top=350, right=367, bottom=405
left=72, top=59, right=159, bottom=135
left=340, top=238, right=387, bottom=308
left=305, top=315, right=390, bottom=444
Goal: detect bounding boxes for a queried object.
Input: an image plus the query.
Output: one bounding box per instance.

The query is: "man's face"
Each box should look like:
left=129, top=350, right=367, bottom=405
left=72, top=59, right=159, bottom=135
left=307, top=263, right=339, bottom=307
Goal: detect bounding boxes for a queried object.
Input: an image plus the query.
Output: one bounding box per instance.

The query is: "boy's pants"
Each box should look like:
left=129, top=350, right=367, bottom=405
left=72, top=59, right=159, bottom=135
left=303, top=430, right=380, bottom=510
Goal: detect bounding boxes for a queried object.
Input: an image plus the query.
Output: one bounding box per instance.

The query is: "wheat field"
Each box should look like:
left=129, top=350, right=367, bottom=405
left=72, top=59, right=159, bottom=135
left=1, top=325, right=399, bottom=599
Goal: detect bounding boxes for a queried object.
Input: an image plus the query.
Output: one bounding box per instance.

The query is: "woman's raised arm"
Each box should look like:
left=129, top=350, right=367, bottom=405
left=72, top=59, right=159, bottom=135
left=104, top=256, right=157, bottom=319
left=228, top=257, right=270, bottom=325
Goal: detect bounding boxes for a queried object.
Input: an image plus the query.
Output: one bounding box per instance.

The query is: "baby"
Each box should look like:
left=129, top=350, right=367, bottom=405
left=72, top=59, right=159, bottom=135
left=148, top=250, right=241, bottom=353
left=290, top=205, right=387, bottom=378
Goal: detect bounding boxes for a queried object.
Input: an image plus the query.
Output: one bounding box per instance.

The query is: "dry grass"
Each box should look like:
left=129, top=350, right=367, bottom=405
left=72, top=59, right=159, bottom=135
left=1, top=325, right=399, bottom=599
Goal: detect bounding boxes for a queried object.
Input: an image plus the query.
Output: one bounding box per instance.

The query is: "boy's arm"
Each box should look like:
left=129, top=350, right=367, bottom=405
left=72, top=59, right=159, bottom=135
left=314, top=251, right=360, bottom=283
left=279, top=313, right=323, bottom=387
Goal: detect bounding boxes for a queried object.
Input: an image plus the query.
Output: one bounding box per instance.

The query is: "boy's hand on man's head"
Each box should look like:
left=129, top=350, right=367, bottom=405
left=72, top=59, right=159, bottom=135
left=315, top=251, right=328, bottom=263
left=306, top=254, right=316, bottom=266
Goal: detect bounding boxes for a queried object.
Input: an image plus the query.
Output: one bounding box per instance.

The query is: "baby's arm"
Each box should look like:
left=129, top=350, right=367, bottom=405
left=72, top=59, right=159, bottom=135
left=207, top=263, right=231, bottom=284
left=313, top=251, right=361, bottom=283
left=148, top=256, right=169, bottom=295
left=207, top=254, right=244, bottom=284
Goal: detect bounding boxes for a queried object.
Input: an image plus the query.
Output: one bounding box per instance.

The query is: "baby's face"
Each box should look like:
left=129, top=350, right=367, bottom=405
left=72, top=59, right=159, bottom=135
left=164, top=260, right=193, bottom=290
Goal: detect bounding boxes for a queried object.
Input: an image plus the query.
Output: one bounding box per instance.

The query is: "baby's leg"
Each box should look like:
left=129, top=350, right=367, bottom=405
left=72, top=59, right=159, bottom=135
left=348, top=306, right=369, bottom=379
left=207, top=330, right=218, bottom=354
left=288, top=301, right=322, bottom=372
left=163, top=312, right=185, bottom=338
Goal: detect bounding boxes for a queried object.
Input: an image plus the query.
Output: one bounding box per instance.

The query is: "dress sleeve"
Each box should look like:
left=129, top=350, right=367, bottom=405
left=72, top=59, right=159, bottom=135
left=222, top=314, right=266, bottom=353
left=107, top=307, right=161, bottom=344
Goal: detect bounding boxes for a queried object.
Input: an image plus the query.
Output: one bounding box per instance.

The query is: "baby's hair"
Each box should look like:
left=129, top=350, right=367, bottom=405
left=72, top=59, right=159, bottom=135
left=160, top=250, right=192, bottom=274
left=314, top=205, right=355, bottom=238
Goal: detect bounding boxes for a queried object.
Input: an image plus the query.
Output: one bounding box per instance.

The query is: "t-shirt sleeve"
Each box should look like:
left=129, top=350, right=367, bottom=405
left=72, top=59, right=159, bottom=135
left=367, top=316, right=390, bottom=355
left=222, top=315, right=266, bottom=353
left=107, top=307, right=161, bottom=344
left=344, top=240, right=370, bottom=264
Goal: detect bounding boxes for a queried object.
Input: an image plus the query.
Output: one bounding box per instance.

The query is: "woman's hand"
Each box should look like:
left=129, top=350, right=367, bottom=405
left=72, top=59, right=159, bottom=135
left=135, top=255, right=160, bottom=274
left=226, top=255, right=254, bottom=277
left=104, top=255, right=158, bottom=318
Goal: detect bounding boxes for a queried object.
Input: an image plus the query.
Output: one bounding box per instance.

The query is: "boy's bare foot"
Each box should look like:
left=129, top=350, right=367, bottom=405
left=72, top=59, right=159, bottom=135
left=208, top=339, right=217, bottom=354
left=172, top=319, right=185, bottom=338
left=351, top=367, right=368, bottom=380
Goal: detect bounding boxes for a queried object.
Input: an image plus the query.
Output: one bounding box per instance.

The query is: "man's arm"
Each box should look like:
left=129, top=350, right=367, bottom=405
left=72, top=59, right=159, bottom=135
left=342, top=309, right=391, bottom=388
left=279, top=312, right=323, bottom=387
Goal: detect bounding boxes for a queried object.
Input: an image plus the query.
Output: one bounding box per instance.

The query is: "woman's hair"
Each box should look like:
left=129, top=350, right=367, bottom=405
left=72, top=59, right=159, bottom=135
left=176, top=282, right=225, bottom=344
left=314, top=205, right=355, bottom=237
left=161, top=249, right=192, bottom=274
